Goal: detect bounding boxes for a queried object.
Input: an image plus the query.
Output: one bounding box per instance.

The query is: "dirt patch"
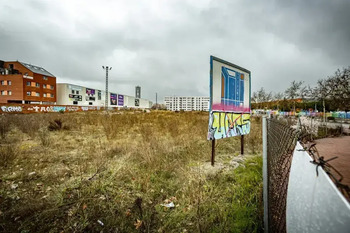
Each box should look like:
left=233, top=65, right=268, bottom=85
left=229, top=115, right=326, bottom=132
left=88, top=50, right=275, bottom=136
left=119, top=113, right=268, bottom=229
left=315, top=136, right=350, bottom=193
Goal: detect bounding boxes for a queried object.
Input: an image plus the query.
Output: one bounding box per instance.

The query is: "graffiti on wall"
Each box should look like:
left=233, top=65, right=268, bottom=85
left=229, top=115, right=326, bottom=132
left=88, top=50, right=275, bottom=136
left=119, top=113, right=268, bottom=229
left=1, top=106, right=23, bottom=112
left=207, top=112, right=250, bottom=140
left=0, top=104, right=103, bottom=114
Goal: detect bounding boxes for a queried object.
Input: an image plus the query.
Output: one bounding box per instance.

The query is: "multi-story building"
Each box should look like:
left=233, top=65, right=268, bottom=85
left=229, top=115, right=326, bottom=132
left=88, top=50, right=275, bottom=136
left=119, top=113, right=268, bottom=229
left=57, top=83, right=152, bottom=108
left=0, top=60, right=56, bottom=104
left=164, top=96, right=210, bottom=111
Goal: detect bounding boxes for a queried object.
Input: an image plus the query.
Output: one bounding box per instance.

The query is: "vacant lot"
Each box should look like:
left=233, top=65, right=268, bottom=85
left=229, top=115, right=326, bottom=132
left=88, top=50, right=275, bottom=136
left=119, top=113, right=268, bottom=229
left=0, top=111, right=263, bottom=232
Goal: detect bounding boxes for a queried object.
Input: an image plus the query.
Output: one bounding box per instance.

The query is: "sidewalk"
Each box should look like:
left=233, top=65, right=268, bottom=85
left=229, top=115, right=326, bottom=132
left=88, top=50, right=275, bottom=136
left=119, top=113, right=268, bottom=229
left=315, top=136, right=350, bottom=188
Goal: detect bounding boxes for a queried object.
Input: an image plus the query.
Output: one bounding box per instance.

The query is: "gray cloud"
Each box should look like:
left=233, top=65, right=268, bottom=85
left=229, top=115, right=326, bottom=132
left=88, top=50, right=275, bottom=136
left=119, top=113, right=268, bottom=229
left=0, top=0, right=349, bottom=102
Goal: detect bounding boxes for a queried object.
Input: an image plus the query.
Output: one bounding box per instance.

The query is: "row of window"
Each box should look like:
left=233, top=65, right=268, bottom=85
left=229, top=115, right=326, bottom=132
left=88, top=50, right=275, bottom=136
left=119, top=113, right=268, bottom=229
left=0, top=80, right=12, bottom=85
left=25, top=91, right=54, bottom=97
left=26, top=81, right=54, bottom=89
left=0, top=90, right=12, bottom=95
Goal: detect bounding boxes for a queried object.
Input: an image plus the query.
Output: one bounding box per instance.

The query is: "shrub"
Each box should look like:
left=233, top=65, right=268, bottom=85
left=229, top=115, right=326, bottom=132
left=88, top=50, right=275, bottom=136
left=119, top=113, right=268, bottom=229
left=0, top=116, right=11, bottom=139
left=0, top=144, right=18, bottom=167
left=38, top=128, right=52, bottom=147
left=48, top=119, right=69, bottom=131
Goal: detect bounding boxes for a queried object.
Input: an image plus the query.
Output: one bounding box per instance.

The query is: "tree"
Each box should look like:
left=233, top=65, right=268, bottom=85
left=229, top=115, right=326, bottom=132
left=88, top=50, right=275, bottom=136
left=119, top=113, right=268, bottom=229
left=273, top=92, right=284, bottom=110
left=311, top=79, right=330, bottom=121
left=251, top=87, right=272, bottom=109
left=285, top=81, right=304, bottom=112
left=326, top=67, right=350, bottom=111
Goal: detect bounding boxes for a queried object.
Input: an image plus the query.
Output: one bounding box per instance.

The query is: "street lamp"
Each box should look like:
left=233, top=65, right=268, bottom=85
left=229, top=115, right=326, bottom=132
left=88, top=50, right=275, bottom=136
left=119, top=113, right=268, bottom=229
left=102, top=66, right=112, bottom=110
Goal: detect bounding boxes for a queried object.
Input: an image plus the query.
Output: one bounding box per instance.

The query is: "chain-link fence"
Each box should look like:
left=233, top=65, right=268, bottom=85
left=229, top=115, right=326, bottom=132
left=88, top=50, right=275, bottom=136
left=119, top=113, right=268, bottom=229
left=266, top=118, right=298, bottom=233
left=263, top=116, right=350, bottom=232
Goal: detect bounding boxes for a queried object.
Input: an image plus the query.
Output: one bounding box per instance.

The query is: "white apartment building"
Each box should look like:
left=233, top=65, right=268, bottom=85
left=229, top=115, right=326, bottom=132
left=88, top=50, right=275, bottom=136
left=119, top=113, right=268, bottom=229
left=164, top=96, right=210, bottom=111
left=57, top=83, right=152, bottom=108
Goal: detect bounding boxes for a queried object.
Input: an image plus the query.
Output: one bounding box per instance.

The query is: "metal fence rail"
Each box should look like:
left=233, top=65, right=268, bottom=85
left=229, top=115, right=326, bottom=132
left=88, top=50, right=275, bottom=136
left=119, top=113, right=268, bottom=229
left=266, top=118, right=298, bottom=233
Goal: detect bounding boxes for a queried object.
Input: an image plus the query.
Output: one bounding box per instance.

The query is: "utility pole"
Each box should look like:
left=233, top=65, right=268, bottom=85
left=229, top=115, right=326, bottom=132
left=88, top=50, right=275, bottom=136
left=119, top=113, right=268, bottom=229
left=102, top=66, right=112, bottom=110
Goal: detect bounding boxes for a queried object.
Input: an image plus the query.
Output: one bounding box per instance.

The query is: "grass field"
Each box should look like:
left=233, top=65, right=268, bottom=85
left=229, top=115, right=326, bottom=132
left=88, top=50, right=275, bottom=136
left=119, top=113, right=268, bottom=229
left=0, top=111, right=263, bottom=232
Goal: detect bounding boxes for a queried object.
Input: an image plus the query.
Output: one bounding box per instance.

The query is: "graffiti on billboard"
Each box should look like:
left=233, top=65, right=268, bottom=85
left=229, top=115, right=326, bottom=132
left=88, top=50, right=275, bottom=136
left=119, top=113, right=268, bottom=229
left=208, top=56, right=251, bottom=141
left=207, top=112, right=250, bottom=140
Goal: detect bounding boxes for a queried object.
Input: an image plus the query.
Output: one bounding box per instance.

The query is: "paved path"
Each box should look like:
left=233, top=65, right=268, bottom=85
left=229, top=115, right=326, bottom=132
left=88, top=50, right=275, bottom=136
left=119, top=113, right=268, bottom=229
left=315, top=136, right=350, bottom=189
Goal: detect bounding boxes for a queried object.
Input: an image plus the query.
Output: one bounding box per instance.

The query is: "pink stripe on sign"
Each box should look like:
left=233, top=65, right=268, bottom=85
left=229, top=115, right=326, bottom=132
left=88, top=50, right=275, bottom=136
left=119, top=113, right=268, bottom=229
left=212, top=103, right=250, bottom=113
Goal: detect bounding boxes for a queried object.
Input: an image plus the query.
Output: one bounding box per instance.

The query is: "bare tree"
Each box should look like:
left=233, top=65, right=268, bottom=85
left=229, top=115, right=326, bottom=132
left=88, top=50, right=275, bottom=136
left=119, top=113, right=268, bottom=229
left=252, top=87, right=272, bottom=108
left=326, top=67, right=350, bottom=111
left=285, top=81, right=304, bottom=112
left=273, top=92, right=284, bottom=110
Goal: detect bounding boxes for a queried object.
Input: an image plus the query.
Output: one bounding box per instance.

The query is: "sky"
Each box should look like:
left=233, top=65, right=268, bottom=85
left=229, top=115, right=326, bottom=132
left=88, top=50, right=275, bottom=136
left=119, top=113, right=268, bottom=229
left=1, top=0, right=349, bottom=103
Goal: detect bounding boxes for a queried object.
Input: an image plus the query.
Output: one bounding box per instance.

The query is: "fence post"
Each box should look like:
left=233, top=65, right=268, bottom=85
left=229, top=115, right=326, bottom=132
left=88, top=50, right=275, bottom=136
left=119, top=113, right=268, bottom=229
left=262, top=116, right=268, bottom=233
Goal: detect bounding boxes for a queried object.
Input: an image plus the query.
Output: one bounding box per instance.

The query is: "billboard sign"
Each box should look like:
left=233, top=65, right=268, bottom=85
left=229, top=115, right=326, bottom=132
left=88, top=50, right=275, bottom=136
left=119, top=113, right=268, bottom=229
left=207, top=56, right=251, bottom=140
left=110, top=93, right=117, bottom=105
left=86, top=88, right=95, bottom=95
left=69, top=94, right=82, bottom=101
left=118, top=95, right=124, bottom=106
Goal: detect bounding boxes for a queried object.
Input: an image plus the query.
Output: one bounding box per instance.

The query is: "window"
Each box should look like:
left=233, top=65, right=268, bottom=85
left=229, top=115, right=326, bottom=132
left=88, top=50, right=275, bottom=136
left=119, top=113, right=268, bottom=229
left=1, top=81, right=4, bottom=85
left=36, top=92, right=40, bottom=97
left=73, top=101, right=78, bottom=105
left=50, top=86, right=54, bottom=90
left=76, top=91, right=79, bottom=94
left=43, top=93, right=47, bottom=97
left=43, top=84, right=47, bottom=89
left=8, top=91, right=12, bottom=96
left=43, top=76, right=48, bottom=80
left=0, top=91, right=4, bottom=95
left=36, top=83, right=40, bottom=87
left=26, top=91, right=31, bottom=96
left=8, top=81, right=11, bottom=86
left=71, top=90, right=75, bottom=94
left=89, top=102, right=93, bottom=105
left=51, top=93, right=54, bottom=98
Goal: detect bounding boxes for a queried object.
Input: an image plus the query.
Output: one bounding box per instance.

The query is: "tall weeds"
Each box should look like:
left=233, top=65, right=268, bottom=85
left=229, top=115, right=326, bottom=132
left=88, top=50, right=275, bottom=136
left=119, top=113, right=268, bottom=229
left=0, top=111, right=263, bottom=232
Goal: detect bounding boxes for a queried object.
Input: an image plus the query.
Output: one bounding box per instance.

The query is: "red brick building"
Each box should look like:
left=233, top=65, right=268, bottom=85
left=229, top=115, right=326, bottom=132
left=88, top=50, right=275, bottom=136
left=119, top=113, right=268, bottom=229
left=0, top=60, right=56, bottom=104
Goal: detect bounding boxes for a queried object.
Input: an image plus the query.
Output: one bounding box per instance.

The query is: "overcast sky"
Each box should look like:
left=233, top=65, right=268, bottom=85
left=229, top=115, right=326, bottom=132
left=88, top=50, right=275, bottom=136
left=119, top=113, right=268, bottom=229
left=1, top=0, right=349, bottom=102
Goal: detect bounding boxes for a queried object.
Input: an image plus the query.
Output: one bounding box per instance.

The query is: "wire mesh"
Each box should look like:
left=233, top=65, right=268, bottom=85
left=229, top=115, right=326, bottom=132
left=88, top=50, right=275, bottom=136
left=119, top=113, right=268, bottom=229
left=266, top=116, right=350, bottom=232
left=267, top=118, right=298, bottom=233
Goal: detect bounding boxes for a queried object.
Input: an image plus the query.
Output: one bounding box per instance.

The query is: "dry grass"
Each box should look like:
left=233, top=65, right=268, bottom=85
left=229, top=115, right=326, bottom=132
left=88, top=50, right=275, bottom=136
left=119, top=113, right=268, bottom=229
left=0, top=111, right=263, bottom=232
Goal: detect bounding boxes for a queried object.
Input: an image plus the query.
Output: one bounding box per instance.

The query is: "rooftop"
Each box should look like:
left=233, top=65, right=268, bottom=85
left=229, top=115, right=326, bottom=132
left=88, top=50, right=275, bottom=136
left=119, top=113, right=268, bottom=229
left=19, top=61, right=55, bottom=77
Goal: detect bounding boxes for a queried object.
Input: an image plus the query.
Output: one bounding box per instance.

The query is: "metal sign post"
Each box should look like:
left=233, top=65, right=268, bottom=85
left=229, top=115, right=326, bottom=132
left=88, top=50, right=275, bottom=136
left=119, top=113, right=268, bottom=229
left=262, top=116, right=269, bottom=233
left=211, top=139, right=215, bottom=166
left=241, top=135, right=244, bottom=155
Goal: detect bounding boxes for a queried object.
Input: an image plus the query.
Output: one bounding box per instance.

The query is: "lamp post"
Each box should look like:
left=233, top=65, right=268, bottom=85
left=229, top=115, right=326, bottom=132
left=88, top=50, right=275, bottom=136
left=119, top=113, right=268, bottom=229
left=102, top=66, right=112, bottom=110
